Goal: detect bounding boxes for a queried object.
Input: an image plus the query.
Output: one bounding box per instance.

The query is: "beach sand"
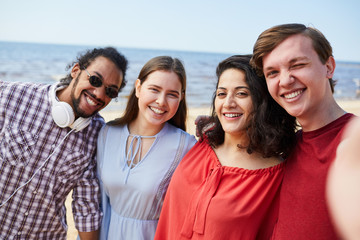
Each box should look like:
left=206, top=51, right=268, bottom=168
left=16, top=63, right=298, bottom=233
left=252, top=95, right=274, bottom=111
left=66, top=99, right=359, bottom=239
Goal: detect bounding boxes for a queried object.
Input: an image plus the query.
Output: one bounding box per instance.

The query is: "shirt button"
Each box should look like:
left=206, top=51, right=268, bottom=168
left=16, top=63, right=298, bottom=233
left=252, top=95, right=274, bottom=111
left=33, top=190, right=37, bottom=194
left=17, top=232, right=21, bottom=235
left=42, top=168, right=46, bottom=171
left=24, top=212, right=29, bottom=216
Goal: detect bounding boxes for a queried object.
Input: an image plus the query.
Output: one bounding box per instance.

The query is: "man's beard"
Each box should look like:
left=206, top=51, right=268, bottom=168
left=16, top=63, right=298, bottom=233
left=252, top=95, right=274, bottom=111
left=71, top=75, right=99, bottom=118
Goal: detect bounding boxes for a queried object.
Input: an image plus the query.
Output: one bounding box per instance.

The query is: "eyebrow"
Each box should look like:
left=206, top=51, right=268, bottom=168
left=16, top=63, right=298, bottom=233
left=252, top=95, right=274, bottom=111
left=217, top=86, right=249, bottom=90
left=264, top=56, right=310, bottom=72
left=149, top=84, right=181, bottom=95
left=94, top=71, right=120, bottom=89
left=289, top=56, right=309, bottom=64
left=93, top=71, right=104, bottom=80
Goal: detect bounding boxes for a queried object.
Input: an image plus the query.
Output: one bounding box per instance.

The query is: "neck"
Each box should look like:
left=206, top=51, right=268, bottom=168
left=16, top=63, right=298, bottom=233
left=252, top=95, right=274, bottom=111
left=56, top=85, right=71, bottom=105
left=298, top=100, right=345, bottom=132
left=129, top=118, right=165, bottom=136
left=223, top=131, right=249, bottom=150
left=215, top=133, right=279, bottom=169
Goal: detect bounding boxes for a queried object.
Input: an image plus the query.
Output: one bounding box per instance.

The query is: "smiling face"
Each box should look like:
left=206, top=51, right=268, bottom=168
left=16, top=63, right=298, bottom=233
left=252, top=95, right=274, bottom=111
left=135, top=70, right=183, bottom=131
left=215, top=68, right=253, bottom=136
left=62, top=56, right=123, bottom=118
left=262, top=34, right=335, bottom=121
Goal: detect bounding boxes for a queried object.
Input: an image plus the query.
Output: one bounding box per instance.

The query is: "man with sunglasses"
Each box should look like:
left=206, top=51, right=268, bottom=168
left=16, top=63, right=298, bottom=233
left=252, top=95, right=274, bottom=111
left=0, top=47, right=128, bottom=239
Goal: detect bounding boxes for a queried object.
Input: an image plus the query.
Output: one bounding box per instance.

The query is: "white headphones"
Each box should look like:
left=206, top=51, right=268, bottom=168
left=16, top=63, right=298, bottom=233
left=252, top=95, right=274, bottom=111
left=49, top=84, right=91, bottom=132
left=0, top=85, right=91, bottom=208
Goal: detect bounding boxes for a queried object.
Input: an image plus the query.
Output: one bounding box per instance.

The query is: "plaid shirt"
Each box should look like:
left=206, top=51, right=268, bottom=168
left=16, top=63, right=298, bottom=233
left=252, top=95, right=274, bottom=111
left=0, top=81, right=104, bottom=239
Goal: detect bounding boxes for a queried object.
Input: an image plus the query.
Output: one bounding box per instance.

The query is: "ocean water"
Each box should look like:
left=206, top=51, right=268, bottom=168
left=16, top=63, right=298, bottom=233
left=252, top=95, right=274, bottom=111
left=1, top=41, right=359, bottom=111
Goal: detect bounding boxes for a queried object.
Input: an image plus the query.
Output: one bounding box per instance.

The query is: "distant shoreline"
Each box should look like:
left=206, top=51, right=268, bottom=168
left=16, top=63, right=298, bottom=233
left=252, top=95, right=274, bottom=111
left=2, top=41, right=359, bottom=108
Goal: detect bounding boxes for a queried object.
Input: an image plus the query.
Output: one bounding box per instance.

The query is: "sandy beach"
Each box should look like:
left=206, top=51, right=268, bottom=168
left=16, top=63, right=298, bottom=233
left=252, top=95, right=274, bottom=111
left=66, top=99, right=359, bottom=239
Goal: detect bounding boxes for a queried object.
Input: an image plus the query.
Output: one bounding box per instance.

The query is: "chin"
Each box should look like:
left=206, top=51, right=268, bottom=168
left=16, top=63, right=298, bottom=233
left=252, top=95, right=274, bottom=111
left=76, top=109, right=98, bottom=118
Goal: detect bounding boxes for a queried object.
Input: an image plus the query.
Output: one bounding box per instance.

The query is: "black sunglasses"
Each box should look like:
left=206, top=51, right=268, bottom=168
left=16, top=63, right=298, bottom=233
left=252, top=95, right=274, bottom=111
left=83, top=68, right=119, bottom=98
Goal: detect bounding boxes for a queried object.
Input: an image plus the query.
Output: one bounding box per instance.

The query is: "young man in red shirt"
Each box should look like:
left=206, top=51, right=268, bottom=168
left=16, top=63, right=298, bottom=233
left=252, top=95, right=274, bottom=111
left=251, top=23, right=355, bottom=239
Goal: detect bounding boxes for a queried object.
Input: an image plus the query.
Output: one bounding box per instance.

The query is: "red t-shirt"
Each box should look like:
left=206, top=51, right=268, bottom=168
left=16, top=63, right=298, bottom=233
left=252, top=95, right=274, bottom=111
left=272, top=113, right=354, bottom=239
left=155, top=140, right=285, bottom=240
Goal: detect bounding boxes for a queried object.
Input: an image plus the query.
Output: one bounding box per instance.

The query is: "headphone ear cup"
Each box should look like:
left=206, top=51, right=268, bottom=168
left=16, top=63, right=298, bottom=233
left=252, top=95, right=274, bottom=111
left=49, top=84, right=75, bottom=128
left=49, top=84, right=91, bottom=131
left=51, top=101, right=75, bottom=128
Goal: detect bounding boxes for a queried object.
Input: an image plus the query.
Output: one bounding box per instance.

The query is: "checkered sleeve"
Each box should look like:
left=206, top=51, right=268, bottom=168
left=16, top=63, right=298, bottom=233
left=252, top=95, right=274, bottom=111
left=0, top=81, right=6, bottom=129
left=71, top=152, right=102, bottom=232
left=0, top=81, right=9, bottom=160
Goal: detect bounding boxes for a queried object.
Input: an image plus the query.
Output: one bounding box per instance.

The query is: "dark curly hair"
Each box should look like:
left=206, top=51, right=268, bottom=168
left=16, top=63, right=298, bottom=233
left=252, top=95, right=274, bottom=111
left=59, top=47, right=128, bottom=91
left=197, top=55, right=297, bottom=158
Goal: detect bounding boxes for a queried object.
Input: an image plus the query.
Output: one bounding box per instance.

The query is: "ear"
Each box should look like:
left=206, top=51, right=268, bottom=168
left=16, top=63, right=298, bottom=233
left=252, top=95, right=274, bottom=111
left=135, top=79, right=141, bottom=98
left=181, top=90, right=185, bottom=101
left=325, top=56, right=336, bottom=79
left=71, top=63, right=81, bottom=79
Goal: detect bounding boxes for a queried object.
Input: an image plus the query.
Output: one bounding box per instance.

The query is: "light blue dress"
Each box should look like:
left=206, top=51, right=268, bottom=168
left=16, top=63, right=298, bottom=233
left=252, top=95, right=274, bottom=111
left=97, top=122, right=197, bottom=240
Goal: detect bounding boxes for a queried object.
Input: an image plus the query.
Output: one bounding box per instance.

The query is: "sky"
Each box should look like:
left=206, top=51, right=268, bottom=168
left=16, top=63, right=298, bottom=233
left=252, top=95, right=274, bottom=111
left=1, top=0, right=360, bottom=62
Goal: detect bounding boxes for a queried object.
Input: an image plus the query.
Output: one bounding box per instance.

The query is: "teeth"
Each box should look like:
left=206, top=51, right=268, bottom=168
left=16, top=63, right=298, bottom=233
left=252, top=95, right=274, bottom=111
left=86, top=96, right=97, bottom=106
left=224, top=113, right=241, bottom=118
left=150, top=107, right=165, bottom=114
left=284, top=90, right=303, bottom=99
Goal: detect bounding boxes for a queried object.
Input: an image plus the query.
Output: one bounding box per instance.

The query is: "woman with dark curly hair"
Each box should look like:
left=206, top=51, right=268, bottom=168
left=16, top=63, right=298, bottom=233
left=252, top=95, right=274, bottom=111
left=154, top=55, right=297, bottom=240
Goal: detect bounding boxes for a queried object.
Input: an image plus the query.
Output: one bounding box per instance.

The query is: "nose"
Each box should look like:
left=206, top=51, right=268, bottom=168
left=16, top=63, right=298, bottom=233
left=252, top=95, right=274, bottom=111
left=93, top=85, right=107, bottom=99
left=279, top=70, right=295, bottom=87
left=224, top=95, right=236, bottom=108
left=156, top=93, right=166, bottom=106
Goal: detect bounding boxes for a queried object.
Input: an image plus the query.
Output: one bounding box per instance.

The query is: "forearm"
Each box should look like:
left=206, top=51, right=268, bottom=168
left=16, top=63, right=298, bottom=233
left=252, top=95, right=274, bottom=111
left=78, top=230, right=99, bottom=240
left=327, top=116, right=360, bottom=240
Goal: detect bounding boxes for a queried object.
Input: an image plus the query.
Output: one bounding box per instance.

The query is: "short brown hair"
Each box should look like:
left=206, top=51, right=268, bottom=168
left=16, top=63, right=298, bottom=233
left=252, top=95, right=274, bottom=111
left=250, top=23, right=336, bottom=92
